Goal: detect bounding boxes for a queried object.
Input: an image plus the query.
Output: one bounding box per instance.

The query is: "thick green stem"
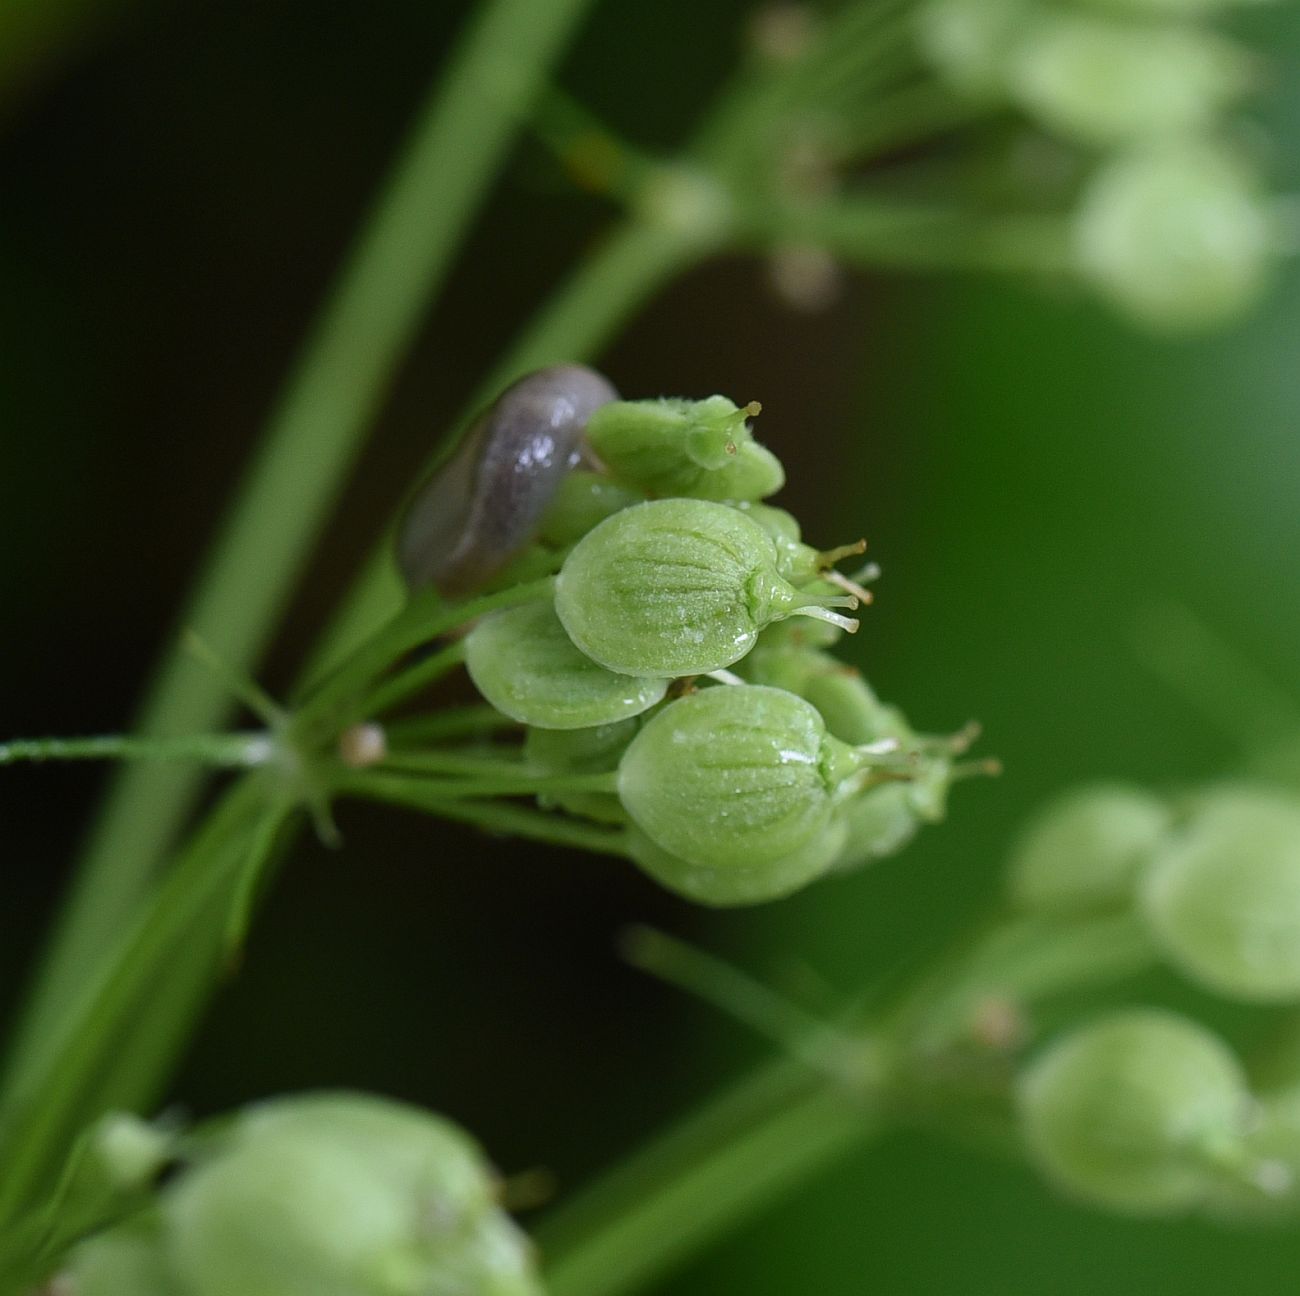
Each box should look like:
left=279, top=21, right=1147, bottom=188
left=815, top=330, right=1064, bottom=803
left=536, top=909, right=1158, bottom=1296
left=0, top=732, right=269, bottom=768
left=336, top=773, right=628, bottom=857
left=0, top=778, right=269, bottom=1225
left=541, top=1069, right=879, bottom=1296
left=3, top=0, right=600, bottom=1105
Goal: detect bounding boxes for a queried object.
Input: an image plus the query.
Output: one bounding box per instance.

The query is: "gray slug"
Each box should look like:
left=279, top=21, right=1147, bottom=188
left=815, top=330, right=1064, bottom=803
left=396, top=364, right=619, bottom=597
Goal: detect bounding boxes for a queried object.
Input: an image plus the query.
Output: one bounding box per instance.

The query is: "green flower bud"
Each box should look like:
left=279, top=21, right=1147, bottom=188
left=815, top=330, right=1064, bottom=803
left=1074, top=140, right=1274, bottom=331
left=524, top=719, right=639, bottom=823
left=1007, top=784, right=1171, bottom=916
left=163, top=1092, right=540, bottom=1296
left=1008, top=15, right=1252, bottom=147
left=66, top=1221, right=182, bottom=1296
left=584, top=396, right=785, bottom=501
left=555, top=500, right=858, bottom=678
left=617, top=684, right=891, bottom=872
left=536, top=470, right=645, bottom=549
left=1141, top=787, right=1300, bottom=1002
left=627, top=816, right=847, bottom=906
left=466, top=599, right=667, bottom=729
left=1017, top=1009, right=1252, bottom=1214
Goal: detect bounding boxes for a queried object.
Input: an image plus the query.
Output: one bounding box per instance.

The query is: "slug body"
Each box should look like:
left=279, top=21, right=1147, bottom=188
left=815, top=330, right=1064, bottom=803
left=397, top=364, right=619, bottom=596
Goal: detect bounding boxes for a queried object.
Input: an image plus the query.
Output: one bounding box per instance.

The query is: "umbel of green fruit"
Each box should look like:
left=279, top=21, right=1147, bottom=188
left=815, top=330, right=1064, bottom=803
left=465, top=599, right=667, bottom=729
left=1007, top=783, right=1170, bottom=915
left=69, top=1092, right=541, bottom=1296
left=1017, top=1009, right=1252, bottom=1214
left=555, top=499, right=858, bottom=678
left=1141, top=786, right=1300, bottom=1002
left=584, top=395, right=785, bottom=501
left=618, top=684, right=896, bottom=877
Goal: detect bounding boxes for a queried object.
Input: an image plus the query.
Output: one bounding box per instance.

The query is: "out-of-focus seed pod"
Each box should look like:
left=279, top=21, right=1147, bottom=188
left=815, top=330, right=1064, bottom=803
left=163, top=1092, right=540, bottom=1296
left=829, top=780, right=939, bottom=875
left=1141, top=786, right=1300, bottom=1001
left=524, top=719, right=639, bottom=823
left=555, top=500, right=858, bottom=678
left=465, top=600, right=667, bottom=729
left=584, top=396, right=785, bottom=501
left=397, top=365, right=618, bottom=597
left=1204, top=1086, right=1300, bottom=1222
left=617, top=684, right=887, bottom=873
left=1007, top=784, right=1171, bottom=915
left=916, top=0, right=1028, bottom=99
left=1017, top=1009, right=1252, bottom=1214
left=627, top=816, right=846, bottom=906
left=1074, top=140, right=1274, bottom=331
left=1007, top=14, right=1252, bottom=146
left=66, top=1222, right=182, bottom=1296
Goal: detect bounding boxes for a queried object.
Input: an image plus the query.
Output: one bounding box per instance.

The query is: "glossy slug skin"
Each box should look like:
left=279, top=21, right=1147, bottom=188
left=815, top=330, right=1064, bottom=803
left=397, top=364, right=619, bottom=596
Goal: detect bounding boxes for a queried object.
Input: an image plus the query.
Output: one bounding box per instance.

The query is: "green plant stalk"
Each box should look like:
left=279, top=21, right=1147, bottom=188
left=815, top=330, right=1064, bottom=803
left=335, top=772, right=628, bottom=857
left=538, top=910, right=1160, bottom=1296
left=544, top=1082, right=876, bottom=1296
left=3, top=0, right=601, bottom=1104
left=0, top=733, right=268, bottom=767
left=0, top=777, right=269, bottom=1230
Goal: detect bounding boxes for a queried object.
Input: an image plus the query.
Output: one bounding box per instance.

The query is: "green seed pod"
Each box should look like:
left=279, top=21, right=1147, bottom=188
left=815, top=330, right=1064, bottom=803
left=1017, top=1009, right=1252, bottom=1214
left=1074, top=140, right=1274, bottom=331
left=466, top=599, right=667, bottom=729
left=1007, top=784, right=1171, bottom=916
left=536, top=470, right=645, bottom=549
left=163, top=1092, right=540, bottom=1296
left=618, top=684, right=885, bottom=872
left=828, top=783, right=923, bottom=874
left=627, top=816, right=846, bottom=906
left=1141, top=787, right=1300, bottom=1002
left=1008, top=15, right=1253, bottom=147
left=555, top=500, right=857, bottom=678
left=66, top=1221, right=182, bottom=1296
left=524, top=719, right=639, bottom=823
left=584, top=396, right=786, bottom=501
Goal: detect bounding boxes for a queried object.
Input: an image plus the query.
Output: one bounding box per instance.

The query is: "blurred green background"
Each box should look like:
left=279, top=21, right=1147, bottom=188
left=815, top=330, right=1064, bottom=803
left=2, top=0, right=1299, bottom=1291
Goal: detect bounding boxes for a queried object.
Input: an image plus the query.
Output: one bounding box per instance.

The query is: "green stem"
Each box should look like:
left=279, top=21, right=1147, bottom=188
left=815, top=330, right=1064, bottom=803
left=297, top=579, right=553, bottom=732
left=384, top=706, right=518, bottom=746
left=0, top=778, right=268, bottom=1224
left=5, top=0, right=600, bottom=1103
left=537, top=909, right=1158, bottom=1296
left=0, top=732, right=270, bottom=768
left=336, top=774, right=628, bottom=857
left=542, top=1076, right=879, bottom=1296
left=359, top=641, right=468, bottom=720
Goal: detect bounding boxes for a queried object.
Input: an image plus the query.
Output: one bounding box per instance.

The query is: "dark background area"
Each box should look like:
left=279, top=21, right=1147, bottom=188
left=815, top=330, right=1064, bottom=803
left=3, top=1, right=1300, bottom=1292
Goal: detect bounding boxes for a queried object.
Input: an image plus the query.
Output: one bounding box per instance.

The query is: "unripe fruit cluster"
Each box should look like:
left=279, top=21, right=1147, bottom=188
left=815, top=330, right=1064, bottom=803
left=916, top=0, right=1277, bottom=330
left=451, top=393, right=974, bottom=906
left=64, top=1093, right=541, bottom=1296
left=1007, top=782, right=1300, bottom=1006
